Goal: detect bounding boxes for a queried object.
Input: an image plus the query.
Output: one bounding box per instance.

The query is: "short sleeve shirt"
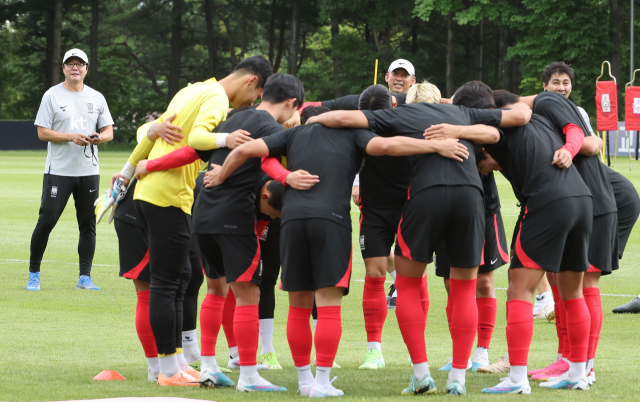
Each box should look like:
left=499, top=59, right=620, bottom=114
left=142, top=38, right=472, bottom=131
left=34, top=83, right=113, bottom=176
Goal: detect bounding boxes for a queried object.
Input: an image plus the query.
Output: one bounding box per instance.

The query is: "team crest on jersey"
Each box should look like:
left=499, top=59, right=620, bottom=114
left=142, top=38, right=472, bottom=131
left=51, top=186, right=58, bottom=197
left=260, top=226, right=269, bottom=241
left=87, top=102, right=94, bottom=113
left=360, top=235, right=365, bottom=250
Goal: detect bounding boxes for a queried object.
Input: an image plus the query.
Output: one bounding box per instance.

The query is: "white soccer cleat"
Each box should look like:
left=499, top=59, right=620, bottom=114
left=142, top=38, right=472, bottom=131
left=148, top=369, right=159, bottom=382
left=308, top=377, right=344, bottom=398
left=236, top=373, right=287, bottom=392
left=481, top=377, right=532, bottom=394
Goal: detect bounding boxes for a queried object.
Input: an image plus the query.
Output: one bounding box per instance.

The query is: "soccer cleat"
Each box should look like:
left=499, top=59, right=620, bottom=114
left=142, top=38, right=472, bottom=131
left=528, top=359, right=564, bottom=376
left=236, top=373, right=287, bottom=392
left=387, top=284, right=397, bottom=309
left=298, top=382, right=314, bottom=397
left=438, top=358, right=471, bottom=372
left=76, top=275, right=101, bottom=290
left=477, top=356, right=510, bottom=374
left=481, top=377, right=532, bottom=394
left=531, top=360, right=569, bottom=381
left=400, top=374, right=437, bottom=395
left=612, top=297, right=640, bottom=313
left=534, top=302, right=555, bottom=320
left=200, top=368, right=235, bottom=388
left=228, top=358, right=268, bottom=370
left=548, top=374, right=589, bottom=390
left=27, top=272, right=41, bottom=291
left=260, top=352, right=283, bottom=370
left=184, top=366, right=200, bottom=379
left=359, top=348, right=385, bottom=370
left=445, top=380, right=466, bottom=395
left=587, top=369, right=596, bottom=385
left=472, top=356, right=490, bottom=372
left=309, top=377, right=344, bottom=398
left=148, top=369, right=159, bottom=382
left=157, top=371, right=199, bottom=387
left=533, top=292, right=553, bottom=316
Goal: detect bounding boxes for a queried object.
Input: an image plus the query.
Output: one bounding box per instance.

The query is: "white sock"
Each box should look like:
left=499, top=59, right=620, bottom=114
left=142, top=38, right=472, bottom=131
left=540, top=290, right=553, bottom=301
left=201, top=355, right=220, bottom=373
left=413, top=362, right=430, bottom=379
left=147, top=357, right=160, bottom=374
left=392, top=289, right=397, bottom=298
left=389, top=270, right=397, bottom=282
left=176, top=352, right=189, bottom=371
left=562, top=357, right=569, bottom=364
left=315, top=366, right=332, bottom=387
left=367, top=342, right=382, bottom=352
left=508, top=365, right=527, bottom=384
left=259, top=319, right=275, bottom=355
left=182, top=330, right=200, bottom=363
left=229, top=346, right=239, bottom=360
left=159, top=354, right=181, bottom=377
left=567, top=361, right=585, bottom=381
left=240, top=365, right=258, bottom=378
left=448, top=368, right=466, bottom=385
left=297, top=364, right=314, bottom=385
left=312, top=319, right=318, bottom=333
left=586, top=358, right=594, bottom=372
left=557, top=353, right=563, bottom=361
left=473, top=346, right=488, bottom=362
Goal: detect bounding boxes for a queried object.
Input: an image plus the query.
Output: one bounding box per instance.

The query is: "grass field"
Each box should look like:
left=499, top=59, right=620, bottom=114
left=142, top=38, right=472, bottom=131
left=1, top=150, right=639, bottom=401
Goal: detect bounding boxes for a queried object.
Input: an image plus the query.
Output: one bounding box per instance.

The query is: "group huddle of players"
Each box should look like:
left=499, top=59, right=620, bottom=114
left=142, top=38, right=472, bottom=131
left=108, top=56, right=640, bottom=396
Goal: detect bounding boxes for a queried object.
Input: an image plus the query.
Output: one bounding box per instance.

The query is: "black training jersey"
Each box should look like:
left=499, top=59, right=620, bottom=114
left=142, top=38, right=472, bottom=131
left=484, top=114, right=592, bottom=212
left=360, top=152, right=412, bottom=208
left=605, top=166, right=638, bottom=209
left=262, top=124, right=377, bottom=230
left=362, top=103, right=502, bottom=197
left=533, top=92, right=616, bottom=216
left=114, top=178, right=143, bottom=227
left=482, top=172, right=501, bottom=216
left=321, top=92, right=407, bottom=111
left=192, top=109, right=282, bottom=235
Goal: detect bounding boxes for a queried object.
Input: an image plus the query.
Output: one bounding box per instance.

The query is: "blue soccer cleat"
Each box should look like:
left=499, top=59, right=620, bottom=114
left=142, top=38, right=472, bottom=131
left=76, top=275, right=101, bottom=290
left=548, top=375, right=589, bottom=390
left=482, top=378, right=531, bottom=394
left=401, top=374, right=437, bottom=395
left=27, top=272, right=41, bottom=291
left=445, top=380, right=466, bottom=395
left=236, top=373, right=287, bottom=392
left=200, top=368, right=235, bottom=388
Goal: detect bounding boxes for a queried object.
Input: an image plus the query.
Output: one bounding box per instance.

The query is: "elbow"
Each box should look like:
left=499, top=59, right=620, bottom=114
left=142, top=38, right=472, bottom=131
left=518, top=110, right=532, bottom=126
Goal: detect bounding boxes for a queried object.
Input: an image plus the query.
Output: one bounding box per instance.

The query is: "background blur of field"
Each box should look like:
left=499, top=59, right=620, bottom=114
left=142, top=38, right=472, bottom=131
left=0, top=150, right=639, bottom=401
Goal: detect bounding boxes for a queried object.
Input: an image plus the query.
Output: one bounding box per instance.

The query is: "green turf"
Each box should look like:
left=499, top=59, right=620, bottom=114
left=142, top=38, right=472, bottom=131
left=1, top=150, right=639, bottom=401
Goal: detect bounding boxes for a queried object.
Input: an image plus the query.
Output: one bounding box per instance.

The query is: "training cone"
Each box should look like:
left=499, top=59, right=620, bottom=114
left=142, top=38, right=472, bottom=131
left=93, top=370, right=126, bottom=381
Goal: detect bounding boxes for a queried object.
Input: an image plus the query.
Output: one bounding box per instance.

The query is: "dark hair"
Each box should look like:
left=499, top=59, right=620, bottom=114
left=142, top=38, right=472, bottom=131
left=232, top=55, right=274, bottom=88
left=493, top=90, right=521, bottom=108
left=452, top=81, right=495, bottom=109
left=542, top=62, right=574, bottom=85
left=359, top=84, right=393, bottom=111
left=262, top=73, right=305, bottom=108
left=266, top=180, right=285, bottom=211
left=474, top=143, right=487, bottom=163
left=300, top=105, right=330, bottom=124
left=226, top=105, right=256, bottom=119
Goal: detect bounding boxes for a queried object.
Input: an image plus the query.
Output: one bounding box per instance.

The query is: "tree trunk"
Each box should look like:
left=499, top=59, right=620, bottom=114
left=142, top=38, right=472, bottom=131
left=168, top=0, right=184, bottom=101
left=274, top=18, right=286, bottom=72
left=411, top=19, right=418, bottom=55
left=223, top=17, right=237, bottom=67
left=331, top=17, right=344, bottom=98
left=47, top=0, right=63, bottom=89
left=500, top=28, right=511, bottom=92
left=611, top=0, right=622, bottom=107
left=494, top=25, right=500, bottom=87
left=446, top=12, right=456, bottom=97
left=474, top=20, right=483, bottom=81
left=204, top=0, right=218, bottom=77
left=296, top=30, right=307, bottom=74
left=89, top=0, right=99, bottom=89
left=288, top=0, right=301, bottom=75
left=268, top=0, right=278, bottom=64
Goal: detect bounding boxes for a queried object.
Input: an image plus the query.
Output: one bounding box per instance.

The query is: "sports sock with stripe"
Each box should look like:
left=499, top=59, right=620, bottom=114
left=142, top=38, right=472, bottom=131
left=583, top=287, right=603, bottom=361
left=200, top=294, right=225, bottom=357
left=234, top=305, right=260, bottom=367
left=315, top=306, right=342, bottom=368
left=450, top=278, right=477, bottom=370
left=395, top=275, right=428, bottom=364
left=222, top=289, right=237, bottom=350
left=476, top=297, right=497, bottom=349
left=259, top=318, right=275, bottom=355
left=506, top=300, right=534, bottom=367
left=551, top=285, right=564, bottom=355
left=135, top=290, right=158, bottom=358
left=363, top=276, right=387, bottom=345
left=287, top=306, right=313, bottom=367
left=563, top=297, right=590, bottom=371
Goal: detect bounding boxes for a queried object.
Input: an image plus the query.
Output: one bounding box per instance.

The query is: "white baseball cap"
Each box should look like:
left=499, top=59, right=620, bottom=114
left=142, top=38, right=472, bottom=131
left=63, top=48, right=89, bottom=65
left=388, top=59, right=415, bottom=76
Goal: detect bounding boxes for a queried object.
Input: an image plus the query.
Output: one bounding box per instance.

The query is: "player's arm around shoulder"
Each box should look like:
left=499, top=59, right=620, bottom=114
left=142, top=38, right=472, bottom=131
left=365, top=135, right=469, bottom=162
left=423, top=123, right=500, bottom=144
left=204, top=139, right=271, bottom=188
left=188, top=91, right=229, bottom=150
left=305, top=110, right=369, bottom=128
left=499, top=103, right=531, bottom=127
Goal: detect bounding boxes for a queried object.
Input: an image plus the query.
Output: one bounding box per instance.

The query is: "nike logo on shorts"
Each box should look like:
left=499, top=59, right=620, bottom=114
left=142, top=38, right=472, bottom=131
left=89, top=189, right=97, bottom=192
left=491, top=258, right=498, bottom=265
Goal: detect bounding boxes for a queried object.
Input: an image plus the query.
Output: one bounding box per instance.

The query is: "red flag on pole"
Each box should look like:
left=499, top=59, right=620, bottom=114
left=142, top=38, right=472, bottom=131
left=625, top=86, right=640, bottom=130
left=596, top=81, right=618, bottom=131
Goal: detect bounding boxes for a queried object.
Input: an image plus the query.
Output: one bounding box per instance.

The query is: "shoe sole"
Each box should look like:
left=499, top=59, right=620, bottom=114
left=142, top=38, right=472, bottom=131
left=201, top=379, right=234, bottom=388
left=401, top=388, right=437, bottom=396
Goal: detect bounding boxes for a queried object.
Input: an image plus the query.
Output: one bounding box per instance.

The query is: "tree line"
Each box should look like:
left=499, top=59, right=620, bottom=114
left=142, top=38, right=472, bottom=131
left=0, top=0, right=635, bottom=142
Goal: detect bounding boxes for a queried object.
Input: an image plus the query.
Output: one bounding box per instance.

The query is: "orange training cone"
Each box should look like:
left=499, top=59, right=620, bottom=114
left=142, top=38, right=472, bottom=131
left=93, top=370, right=126, bottom=381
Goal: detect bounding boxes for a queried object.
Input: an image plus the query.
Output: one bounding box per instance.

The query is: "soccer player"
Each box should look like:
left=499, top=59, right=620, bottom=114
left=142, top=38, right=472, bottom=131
left=28, top=48, right=113, bottom=291
left=305, top=95, right=529, bottom=395
left=110, top=55, right=273, bottom=387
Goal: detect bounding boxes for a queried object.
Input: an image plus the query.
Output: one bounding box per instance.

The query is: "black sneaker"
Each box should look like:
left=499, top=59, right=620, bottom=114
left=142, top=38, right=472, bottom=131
left=387, top=284, right=397, bottom=310
left=612, top=297, right=640, bottom=313
left=387, top=283, right=396, bottom=300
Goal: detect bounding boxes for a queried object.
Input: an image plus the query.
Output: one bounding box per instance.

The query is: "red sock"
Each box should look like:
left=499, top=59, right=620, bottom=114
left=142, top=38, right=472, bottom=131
left=222, top=289, right=237, bottom=349
left=446, top=295, right=453, bottom=335
left=506, top=299, right=534, bottom=366
left=136, top=290, right=158, bottom=357
left=396, top=275, right=428, bottom=364
left=583, top=287, right=602, bottom=360
left=287, top=306, right=313, bottom=367
left=476, top=297, right=497, bottom=349
left=315, top=306, right=342, bottom=367
left=450, top=278, right=478, bottom=369
left=200, top=294, right=225, bottom=356
left=420, top=276, right=429, bottom=322
left=563, top=298, right=591, bottom=363
left=234, top=305, right=259, bottom=366
left=363, top=276, right=387, bottom=343
left=551, top=285, right=564, bottom=355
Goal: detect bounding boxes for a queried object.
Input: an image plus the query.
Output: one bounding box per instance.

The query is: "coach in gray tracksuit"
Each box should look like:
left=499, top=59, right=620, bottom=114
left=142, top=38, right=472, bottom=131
left=27, top=48, right=114, bottom=291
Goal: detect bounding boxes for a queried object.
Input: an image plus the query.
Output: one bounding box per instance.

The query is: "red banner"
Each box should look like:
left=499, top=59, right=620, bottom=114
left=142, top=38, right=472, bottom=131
left=595, top=81, right=618, bottom=131
left=625, top=86, right=640, bottom=131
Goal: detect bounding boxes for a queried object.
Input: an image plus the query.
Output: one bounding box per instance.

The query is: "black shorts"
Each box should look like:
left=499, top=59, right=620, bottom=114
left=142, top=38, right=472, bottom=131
left=435, top=211, right=509, bottom=278
left=511, top=196, right=592, bottom=273
left=586, top=212, right=619, bottom=275
left=280, top=219, right=352, bottom=295
left=196, top=232, right=262, bottom=285
left=114, top=219, right=150, bottom=282
left=358, top=205, right=403, bottom=259
left=395, top=186, right=485, bottom=268
left=260, top=218, right=281, bottom=283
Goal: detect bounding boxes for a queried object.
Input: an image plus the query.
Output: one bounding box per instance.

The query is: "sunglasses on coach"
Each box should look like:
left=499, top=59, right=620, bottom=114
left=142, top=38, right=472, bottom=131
left=64, top=62, right=87, bottom=69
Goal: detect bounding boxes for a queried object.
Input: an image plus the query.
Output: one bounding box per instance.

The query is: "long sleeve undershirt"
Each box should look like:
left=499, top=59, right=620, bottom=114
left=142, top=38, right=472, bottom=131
left=561, top=123, right=585, bottom=159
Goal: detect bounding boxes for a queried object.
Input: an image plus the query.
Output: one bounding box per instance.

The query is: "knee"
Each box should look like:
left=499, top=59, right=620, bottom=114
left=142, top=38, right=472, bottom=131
left=476, top=275, right=495, bottom=298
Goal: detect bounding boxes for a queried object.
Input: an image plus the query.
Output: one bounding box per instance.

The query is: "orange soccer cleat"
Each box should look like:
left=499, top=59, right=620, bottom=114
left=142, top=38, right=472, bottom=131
left=157, top=371, right=199, bottom=387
